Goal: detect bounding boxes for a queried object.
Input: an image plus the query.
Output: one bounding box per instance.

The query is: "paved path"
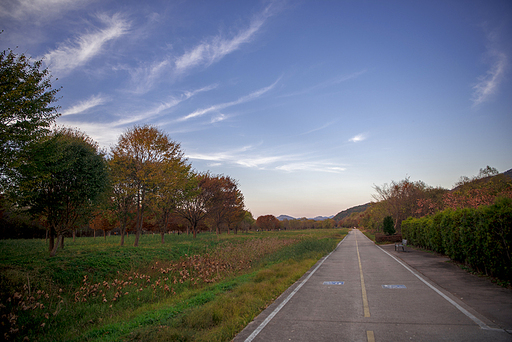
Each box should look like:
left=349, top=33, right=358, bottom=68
left=234, top=229, right=512, bottom=342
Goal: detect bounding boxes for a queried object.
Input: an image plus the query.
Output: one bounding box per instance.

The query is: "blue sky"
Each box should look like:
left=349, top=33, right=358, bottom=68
left=1, top=0, right=511, bottom=218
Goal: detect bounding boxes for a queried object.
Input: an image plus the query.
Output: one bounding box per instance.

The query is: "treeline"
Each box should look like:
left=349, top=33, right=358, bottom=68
left=0, top=48, right=251, bottom=256
left=402, top=198, right=512, bottom=281
left=337, top=166, right=512, bottom=232
left=253, top=214, right=337, bottom=231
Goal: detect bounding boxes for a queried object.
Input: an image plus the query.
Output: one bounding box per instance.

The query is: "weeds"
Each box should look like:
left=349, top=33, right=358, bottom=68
left=0, top=230, right=346, bottom=341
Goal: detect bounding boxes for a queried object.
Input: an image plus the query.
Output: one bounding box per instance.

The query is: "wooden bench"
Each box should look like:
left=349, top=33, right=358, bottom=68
left=395, top=239, right=407, bottom=252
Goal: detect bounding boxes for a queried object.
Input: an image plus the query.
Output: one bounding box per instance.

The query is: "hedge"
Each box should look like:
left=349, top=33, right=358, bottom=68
left=402, top=197, right=512, bottom=282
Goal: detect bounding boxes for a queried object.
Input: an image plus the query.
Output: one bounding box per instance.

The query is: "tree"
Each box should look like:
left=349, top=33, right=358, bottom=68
left=203, top=175, right=245, bottom=235
left=89, top=209, right=117, bottom=240
left=150, top=158, right=193, bottom=243
left=16, top=128, right=108, bottom=256
left=239, top=210, right=255, bottom=232
left=0, top=47, right=60, bottom=190
left=256, top=215, right=280, bottom=231
left=373, top=178, right=428, bottom=232
left=383, top=216, right=395, bottom=235
left=110, top=125, right=186, bottom=247
left=175, top=172, right=214, bottom=239
left=443, top=166, right=512, bottom=210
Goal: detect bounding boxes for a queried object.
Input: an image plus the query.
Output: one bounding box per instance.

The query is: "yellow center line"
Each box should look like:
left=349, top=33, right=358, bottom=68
left=356, top=232, right=371, bottom=317
left=367, top=330, right=375, bottom=342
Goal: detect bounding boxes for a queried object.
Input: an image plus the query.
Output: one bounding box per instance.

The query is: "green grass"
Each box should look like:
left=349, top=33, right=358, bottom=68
left=0, top=229, right=347, bottom=341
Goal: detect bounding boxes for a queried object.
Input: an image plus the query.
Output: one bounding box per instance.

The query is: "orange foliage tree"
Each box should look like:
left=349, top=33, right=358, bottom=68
left=255, top=215, right=280, bottom=231
left=110, top=125, right=188, bottom=247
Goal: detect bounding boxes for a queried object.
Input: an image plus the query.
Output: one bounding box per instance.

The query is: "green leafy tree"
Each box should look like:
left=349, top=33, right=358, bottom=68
left=149, top=157, right=193, bottom=243
left=0, top=47, right=60, bottom=189
left=383, top=216, right=395, bottom=235
left=16, top=128, right=108, bottom=256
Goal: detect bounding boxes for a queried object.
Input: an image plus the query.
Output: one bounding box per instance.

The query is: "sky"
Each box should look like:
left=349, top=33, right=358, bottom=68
left=1, top=0, right=511, bottom=219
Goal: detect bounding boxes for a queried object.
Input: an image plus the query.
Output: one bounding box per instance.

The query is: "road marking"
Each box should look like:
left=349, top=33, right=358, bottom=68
left=243, top=233, right=351, bottom=342
left=367, top=330, right=375, bottom=342
left=356, top=232, right=371, bottom=317
left=382, top=284, right=406, bottom=289
left=323, top=281, right=344, bottom=285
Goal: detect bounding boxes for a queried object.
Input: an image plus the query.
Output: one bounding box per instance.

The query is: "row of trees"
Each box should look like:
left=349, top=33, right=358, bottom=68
left=0, top=47, right=248, bottom=255
left=338, top=166, right=512, bottom=233
left=253, top=214, right=337, bottom=231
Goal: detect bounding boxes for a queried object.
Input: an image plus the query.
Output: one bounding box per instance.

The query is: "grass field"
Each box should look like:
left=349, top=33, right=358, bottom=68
left=0, top=229, right=347, bottom=341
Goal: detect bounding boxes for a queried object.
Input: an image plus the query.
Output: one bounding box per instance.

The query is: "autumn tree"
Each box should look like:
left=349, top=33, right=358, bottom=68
left=16, top=128, right=108, bottom=256
left=110, top=125, right=186, bottom=247
left=204, top=175, right=245, bottom=234
left=89, top=209, right=117, bottom=240
left=443, top=166, right=512, bottom=209
left=373, top=178, right=428, bottom=232
left=150, top=159, right=193, bottom=243
left=175, top=172, right=212, bottom=238
left=0, top=47, right=60, bottom=190
left=256, top=215, right=280, bottom=231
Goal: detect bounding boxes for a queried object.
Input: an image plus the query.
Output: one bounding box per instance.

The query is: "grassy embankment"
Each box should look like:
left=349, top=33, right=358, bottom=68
left=0, top=229, right=347, bottom=341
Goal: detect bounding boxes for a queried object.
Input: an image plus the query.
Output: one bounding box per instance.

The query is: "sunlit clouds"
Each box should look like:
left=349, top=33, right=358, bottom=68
left=174, top=3, right=278, bottom=74
left=43, top=13, right=130, bottom=75
left=61, top=94, right=109, bottom=116
left=349, top=133, right=367, bottom=143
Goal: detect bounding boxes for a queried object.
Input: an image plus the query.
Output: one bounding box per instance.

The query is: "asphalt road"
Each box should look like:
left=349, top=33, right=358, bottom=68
left=234, top=229, right=512, bottom=342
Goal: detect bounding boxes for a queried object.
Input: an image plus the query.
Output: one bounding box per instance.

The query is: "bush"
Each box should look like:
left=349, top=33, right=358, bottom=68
left=402, top=197, right=512, bottom=282
left=383, top=216, right=395, bottom=235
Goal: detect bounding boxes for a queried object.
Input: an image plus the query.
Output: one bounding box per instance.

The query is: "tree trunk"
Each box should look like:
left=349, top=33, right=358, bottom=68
left=120, top=228, right=125, bottom=246
left=50, top=235, right=63, bottom=257
left=161, top=232, right=165, bottom=243
left=134, top=229, right=140, bottom=247
left=104, top=229, right=106, bottom=241
left=72, top=229, right=76, bottom=242
left=49, top=226, right=55, bottom=252
left=61, top=235, right=65, bottom=250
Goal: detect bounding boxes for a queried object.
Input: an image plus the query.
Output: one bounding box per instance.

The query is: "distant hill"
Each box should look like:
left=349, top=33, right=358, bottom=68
left=504, top=168, right=512, bottom=179
left=276, top=214, right=335, bottom=221
left=333, top=203, right=371, bottom=222
left=452, top=167, right=512, bottom=191
left=277, top=215, right=295, bottom=221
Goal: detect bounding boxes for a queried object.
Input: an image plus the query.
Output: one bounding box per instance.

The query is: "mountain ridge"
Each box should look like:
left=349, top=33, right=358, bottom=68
left=276, top=214, right=334, bottom=221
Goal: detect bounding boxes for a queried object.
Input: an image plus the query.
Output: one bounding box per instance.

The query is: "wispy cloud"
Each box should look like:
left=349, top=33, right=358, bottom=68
left=472, top=30, right=508, bottom=106
left=0, top=0, right=89, bottom=21
left=188, top=145, right=346, bottom=173
left=61, top=94, right=109, bottom=116
left=114, top=84, right=218, bottom=127
left=177, top=77, right=280, bottom=122
left=281, top=69, right=367, bottom=98
left=276, top=162, right=346, bottom=173
left=43, top=13, right=130, bottom=75
left=174, top=3, right=278, bottom=74
left=300, top=120, right=337, bottom=135
left=349, top=133, right=367, bottom=143
left=127, top=59, right=172, bottom=94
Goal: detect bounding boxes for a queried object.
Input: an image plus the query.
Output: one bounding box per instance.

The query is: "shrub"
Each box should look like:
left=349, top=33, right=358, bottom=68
left=383, top=216, right=395, bottom=235
left=402, top=197, right=512, bottom=282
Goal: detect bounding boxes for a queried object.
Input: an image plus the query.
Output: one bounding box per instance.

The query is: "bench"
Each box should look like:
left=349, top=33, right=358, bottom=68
left=395, top=239, right=407, bottom=252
